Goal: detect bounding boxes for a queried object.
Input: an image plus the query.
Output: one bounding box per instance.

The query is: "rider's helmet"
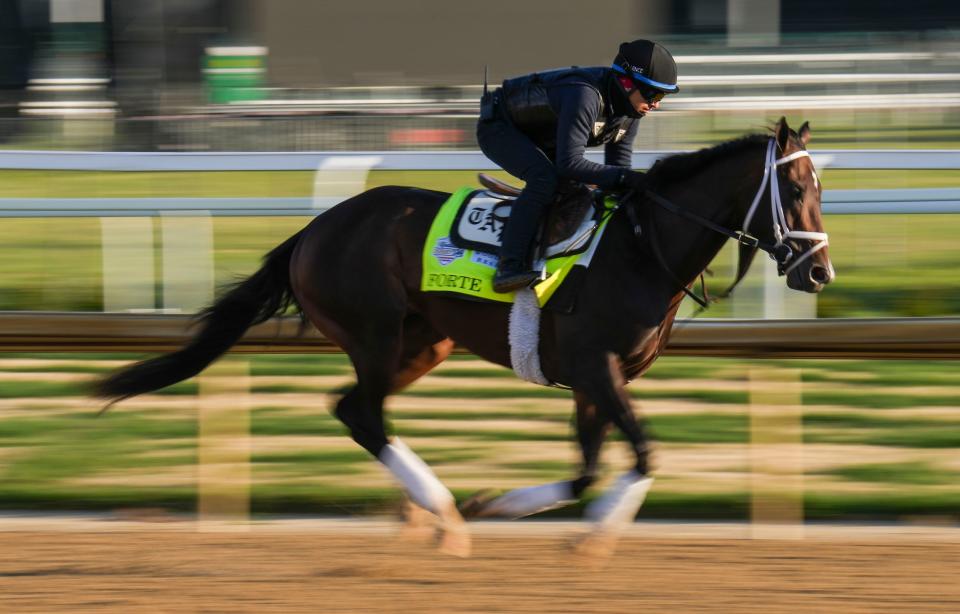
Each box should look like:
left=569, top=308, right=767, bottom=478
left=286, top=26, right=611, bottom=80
left=611, top=40, right=679, bottom=114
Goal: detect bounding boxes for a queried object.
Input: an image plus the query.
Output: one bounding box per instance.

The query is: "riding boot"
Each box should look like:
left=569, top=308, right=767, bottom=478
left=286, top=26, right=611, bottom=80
left=493, top=199, right=543, bottom=293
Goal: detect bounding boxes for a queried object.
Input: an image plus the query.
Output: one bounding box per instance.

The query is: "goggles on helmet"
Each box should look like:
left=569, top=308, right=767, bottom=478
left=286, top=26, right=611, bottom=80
left=615, top=75, right=666, bottom=105
left=612, top=62, right=676, bottom=104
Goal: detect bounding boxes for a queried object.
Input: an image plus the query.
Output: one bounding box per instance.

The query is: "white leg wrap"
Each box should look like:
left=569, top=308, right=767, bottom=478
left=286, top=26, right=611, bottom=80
left=481, top=481, right=576, bottom=519
left=585, top=471, right=653, bottom=530
left=379, top=437, right=454, bottom=516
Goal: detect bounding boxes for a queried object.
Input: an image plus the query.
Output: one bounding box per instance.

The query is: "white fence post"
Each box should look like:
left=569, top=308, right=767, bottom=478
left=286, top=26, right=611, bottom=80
left=160, top=212, right=214, bottom=313
left=763, top=257, right=818, bottom=319
left=100, top=217, right=156, bottom=312
left=749, top=367, right=804, bottom=539
left=197, top=358, right=251, bottom=529
left=312, top=156, right=381, bottom=210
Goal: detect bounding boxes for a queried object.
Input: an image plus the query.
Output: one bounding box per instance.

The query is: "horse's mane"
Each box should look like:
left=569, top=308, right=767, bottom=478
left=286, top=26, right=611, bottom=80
left=647, top=133, right=769, bottom=187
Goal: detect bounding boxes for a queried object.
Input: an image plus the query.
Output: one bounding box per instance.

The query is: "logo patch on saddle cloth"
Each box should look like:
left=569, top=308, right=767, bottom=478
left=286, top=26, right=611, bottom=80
left=450, top=194, right=511, bottom=253
left=421, top=187, right=617, bottom=307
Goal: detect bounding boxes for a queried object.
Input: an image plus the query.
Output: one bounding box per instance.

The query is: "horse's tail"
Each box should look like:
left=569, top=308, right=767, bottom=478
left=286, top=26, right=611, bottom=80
left=94, top=230, right=304, bottom=410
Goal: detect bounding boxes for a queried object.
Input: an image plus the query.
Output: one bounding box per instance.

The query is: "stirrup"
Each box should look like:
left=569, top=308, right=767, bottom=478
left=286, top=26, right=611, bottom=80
left=493, top=271, right=540, bottom=294
left=492, top=269, right=538, bottom=293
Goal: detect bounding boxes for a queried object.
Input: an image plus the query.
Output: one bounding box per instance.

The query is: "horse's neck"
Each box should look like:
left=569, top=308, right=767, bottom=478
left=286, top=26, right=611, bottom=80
left=651, top=149, right=763, bottom=287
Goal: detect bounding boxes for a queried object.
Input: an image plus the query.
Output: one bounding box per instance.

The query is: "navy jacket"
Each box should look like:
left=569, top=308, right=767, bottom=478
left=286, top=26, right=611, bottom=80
left=499, top=67, right=639, bottom=188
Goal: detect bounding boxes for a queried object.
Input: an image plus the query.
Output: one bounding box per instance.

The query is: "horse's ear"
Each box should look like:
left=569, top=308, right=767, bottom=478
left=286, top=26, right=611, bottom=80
left=774, top=116, right=790, bottom=152
left=798, top=121, right=812, bottom=146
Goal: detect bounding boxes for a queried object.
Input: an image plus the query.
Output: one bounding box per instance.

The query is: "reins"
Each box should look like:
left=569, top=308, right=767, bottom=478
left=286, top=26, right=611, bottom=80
left=624, top=198, right=717, bottom=308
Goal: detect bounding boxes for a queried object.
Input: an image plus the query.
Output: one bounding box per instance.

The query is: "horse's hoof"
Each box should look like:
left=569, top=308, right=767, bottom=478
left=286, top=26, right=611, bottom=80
left=397, top=500, right=435, bottom=542
left=458, top=488, right=500, bottom=520
left=570, top=530, right=618, bottom=568
left=437, top=525, right=471, bottom=558
left=437, top=503, right=471, bottom=558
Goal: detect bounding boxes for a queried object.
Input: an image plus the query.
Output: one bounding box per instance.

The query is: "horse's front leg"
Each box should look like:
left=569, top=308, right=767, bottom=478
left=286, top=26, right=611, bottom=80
left=571, top=391, right=612, bottom=498
left=571, top=352, right=654, bottom=556
left=459, top=391, right=608, bottom=520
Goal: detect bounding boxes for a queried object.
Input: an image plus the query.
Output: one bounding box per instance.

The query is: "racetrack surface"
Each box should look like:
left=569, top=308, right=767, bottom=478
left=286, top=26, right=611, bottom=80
left=1, top=517, right=958, bottom=613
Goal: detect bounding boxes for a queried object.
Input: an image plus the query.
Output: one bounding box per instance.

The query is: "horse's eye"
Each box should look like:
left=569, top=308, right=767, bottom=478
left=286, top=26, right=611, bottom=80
left=791, top=184, right=804, bottom=201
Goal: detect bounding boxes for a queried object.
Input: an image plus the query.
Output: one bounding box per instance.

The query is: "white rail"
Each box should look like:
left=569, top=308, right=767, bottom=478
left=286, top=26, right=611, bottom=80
left=1, top=149, right=957, bottom=217
left=2, top=189, right=959, bottom=217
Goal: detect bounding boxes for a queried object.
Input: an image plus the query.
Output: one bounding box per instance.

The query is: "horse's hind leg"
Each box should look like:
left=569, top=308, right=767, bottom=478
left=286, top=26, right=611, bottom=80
left=461, top=391, right=609, bottom=520
left=387, top=317, right=458, bottom=543
left=330, top=314, right=468, bottom=556
left=331, top=313, right=451, bottom=456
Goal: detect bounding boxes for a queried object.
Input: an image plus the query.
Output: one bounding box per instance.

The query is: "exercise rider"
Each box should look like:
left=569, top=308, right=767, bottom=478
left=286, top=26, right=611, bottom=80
left=477, top=39, right=680, bottom=293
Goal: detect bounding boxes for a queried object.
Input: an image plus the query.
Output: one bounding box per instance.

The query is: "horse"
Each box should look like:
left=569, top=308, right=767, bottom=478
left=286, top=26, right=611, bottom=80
left=95, top=117, right=833, bottom=557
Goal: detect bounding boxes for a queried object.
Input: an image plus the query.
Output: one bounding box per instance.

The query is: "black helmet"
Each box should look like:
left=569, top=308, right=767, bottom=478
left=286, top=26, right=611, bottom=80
left=611, top=40, right=679, bottom=105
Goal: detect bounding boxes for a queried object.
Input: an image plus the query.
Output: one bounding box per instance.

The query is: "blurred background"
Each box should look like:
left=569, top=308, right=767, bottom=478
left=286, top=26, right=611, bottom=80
left=2, top=0, right=959, bottom=152
left=1, top=0, right=959, bottom=316
left=0, top=0, right=958, bottom=529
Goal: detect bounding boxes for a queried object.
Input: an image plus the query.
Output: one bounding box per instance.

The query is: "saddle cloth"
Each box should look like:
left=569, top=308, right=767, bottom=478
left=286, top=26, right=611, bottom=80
left=421, top=187, right=616, bottom=308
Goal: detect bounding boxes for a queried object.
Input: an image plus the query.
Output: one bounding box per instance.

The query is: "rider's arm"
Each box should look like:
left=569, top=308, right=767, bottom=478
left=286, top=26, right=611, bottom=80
left=553, top=85, right=630, bottom=189
left=604, top=121, right=638, bottom=168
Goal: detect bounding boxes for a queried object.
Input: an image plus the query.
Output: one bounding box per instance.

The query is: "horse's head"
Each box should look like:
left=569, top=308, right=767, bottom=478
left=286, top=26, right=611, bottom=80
left=743, top=117, right=835, bottom=293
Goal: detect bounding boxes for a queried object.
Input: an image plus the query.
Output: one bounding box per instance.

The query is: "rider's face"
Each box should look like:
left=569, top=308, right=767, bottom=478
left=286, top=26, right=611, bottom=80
left=628, top=89, right=661, bottom=115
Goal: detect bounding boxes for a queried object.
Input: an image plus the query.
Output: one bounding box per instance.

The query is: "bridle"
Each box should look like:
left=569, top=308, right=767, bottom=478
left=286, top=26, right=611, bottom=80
left=742, top=139, right=829, bottom=276
left=627, top=137, right=829, bottom=307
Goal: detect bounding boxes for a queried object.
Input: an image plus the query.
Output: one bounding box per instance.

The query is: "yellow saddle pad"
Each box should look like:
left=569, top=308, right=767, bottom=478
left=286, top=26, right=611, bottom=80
left=421, top=187, right=617, bottom=307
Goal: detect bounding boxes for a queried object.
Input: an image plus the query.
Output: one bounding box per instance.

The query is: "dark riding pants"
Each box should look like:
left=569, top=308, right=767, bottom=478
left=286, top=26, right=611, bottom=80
left=476, top=115, right=558, bottom=265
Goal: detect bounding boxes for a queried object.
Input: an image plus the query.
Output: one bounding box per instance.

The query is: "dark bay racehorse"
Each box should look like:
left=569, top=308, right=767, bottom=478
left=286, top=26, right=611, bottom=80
left=96, top=117, right=833, bottom=557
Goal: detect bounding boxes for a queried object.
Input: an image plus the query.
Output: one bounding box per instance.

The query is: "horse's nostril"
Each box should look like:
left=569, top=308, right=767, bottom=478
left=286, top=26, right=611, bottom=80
left=810, top=264, right=831, bottom=285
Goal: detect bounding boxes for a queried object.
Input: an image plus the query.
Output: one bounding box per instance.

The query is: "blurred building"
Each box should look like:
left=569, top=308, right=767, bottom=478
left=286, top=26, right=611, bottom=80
left=0, top=0, right=43, bottom=140
left=242, top=1, right=667, bottom=87
left=1, top=0, right=958, bottom=150
left=5, top=0, right=959, bottom=89
left=246, top=0, right=957, bottom=85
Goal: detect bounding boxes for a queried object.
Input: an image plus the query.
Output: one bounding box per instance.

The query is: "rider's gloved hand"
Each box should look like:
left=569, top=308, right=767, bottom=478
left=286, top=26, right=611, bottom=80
left=621, top=170, right=648, bottom=192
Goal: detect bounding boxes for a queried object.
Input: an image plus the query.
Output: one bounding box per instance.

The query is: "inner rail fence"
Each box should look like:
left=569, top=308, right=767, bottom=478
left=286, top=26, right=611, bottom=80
left=2, top=312, right=958, bottom=359
left=1, top=149, right=960, bottom=217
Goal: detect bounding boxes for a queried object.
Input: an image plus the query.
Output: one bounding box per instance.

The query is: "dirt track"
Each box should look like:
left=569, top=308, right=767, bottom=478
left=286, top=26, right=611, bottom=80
left=1, top=520, right=959, bottom=613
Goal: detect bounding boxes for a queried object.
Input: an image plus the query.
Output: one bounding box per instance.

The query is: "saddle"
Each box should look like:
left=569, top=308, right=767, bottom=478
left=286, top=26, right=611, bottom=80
left=478, top=173, right=522, bottom=197
left=450, top=174, right=604, bottom=259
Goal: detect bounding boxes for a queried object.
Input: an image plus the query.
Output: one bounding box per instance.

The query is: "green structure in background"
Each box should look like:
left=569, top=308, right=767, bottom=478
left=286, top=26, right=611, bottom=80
left=203, top=46, right=267, bottom=104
